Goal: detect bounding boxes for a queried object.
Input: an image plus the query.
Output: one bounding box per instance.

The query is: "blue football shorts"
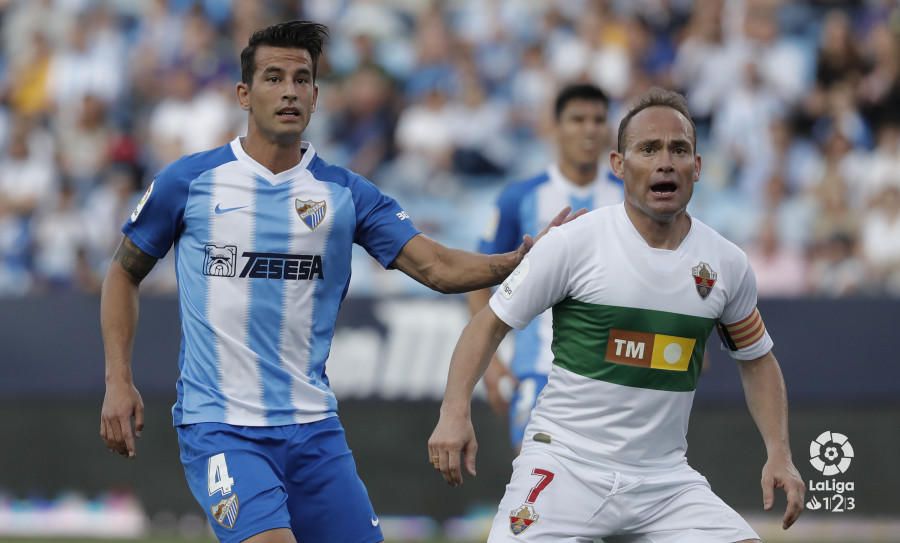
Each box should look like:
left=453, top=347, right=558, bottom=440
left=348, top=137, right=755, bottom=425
left=176, top=416, right=383, bottom=543
left=508, top=374, right=549, bottom=450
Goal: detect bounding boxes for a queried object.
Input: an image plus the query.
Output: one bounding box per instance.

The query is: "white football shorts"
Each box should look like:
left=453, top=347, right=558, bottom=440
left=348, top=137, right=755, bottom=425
left=488, top=441, right=759, bottom=543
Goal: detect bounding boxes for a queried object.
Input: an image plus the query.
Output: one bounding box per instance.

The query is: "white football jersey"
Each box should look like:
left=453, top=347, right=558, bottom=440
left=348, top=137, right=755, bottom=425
left=490, top=203, right=772, bottom=469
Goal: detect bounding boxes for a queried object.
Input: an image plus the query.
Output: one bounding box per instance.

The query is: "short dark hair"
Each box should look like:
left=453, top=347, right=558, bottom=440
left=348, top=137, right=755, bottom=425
left=240, top=21, right=329, bottom=86
left=616, top=87, right=696, bottom=153
left=554, top=83, right=609, bottom=120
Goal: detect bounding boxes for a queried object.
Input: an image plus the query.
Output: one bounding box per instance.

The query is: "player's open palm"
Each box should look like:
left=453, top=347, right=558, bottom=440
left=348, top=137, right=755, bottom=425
left=100, top=380, right=144, bottom=459
left=761, top=456, right=805, bottom=529
left=428, top=411, right=478, bottom=487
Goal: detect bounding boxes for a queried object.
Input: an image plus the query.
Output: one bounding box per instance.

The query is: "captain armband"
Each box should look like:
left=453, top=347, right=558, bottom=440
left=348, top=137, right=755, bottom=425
left=716, top=308, right=766, bottom=351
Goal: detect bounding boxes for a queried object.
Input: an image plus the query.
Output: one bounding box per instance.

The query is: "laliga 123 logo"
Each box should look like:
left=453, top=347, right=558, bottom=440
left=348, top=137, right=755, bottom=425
left=806, top=431, right=856, bottom=513
left=809, top=430, right=853, bottom=476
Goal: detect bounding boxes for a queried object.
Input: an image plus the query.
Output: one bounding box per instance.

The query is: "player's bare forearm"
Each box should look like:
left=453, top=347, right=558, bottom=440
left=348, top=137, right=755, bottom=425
left=100, top=237, right=155, bottom=458
left=467, top=287, right=493, bottom=316
left=101, top=262, right=141, bottom=382
left=738, top=351, right=791, bottom=457
left=394, top=235, right=519, bottom=294
left=441, top=307, right=511, bottom=415
left=739, top=351, right=806, bottom=528
left=101, top=237, right=157, bottom=382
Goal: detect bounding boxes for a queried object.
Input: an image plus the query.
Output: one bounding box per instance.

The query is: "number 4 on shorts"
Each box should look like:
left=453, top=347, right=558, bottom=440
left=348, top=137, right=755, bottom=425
left=207, top=453, right=235, bottom=496
left=526, top=468, right=555, bottom=504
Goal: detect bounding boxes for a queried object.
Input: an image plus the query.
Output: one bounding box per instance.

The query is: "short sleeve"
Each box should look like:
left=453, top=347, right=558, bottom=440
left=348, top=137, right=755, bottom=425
left=716, top=262, right=774, bottom=360
left=122, top=170, right=190, bottom=259
left=489, top=226, right=571, bottom=329
left=478, top=187, right=522, bottom=255
left=351, top=177, right=420, bottom=268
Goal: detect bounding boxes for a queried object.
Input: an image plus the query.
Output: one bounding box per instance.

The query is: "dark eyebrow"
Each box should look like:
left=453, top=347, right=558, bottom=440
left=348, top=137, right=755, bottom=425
left=634, top=139, right=662, bottom=148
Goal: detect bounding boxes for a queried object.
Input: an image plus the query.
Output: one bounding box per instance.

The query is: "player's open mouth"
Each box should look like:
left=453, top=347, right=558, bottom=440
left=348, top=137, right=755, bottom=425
left=650, top=182, right=677, bottom=193
left=276, top=108, right=301, bottom=118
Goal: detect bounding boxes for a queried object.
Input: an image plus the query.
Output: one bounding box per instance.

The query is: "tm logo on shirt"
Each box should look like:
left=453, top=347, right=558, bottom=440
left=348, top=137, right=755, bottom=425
left=203, top=244, right=324, bottom=280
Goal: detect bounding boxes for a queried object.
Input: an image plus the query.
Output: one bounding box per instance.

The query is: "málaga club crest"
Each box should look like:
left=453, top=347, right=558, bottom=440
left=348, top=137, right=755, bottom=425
left=692, top=261, right=717, bottom=299
left=296, top=199, right=326, bottom=231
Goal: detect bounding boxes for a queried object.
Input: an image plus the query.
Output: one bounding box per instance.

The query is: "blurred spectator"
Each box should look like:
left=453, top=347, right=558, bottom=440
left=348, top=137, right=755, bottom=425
left=8, top=32, right=53, bottom=118
left=808, top=232, right=867, bottom=297
left=330, top=65, right=398, bottom=179
left=0, top=118, right=57, bottom=295
left=860, top=184, right=900, bottom=294
left=31, top=182, right=86, bottom=290
left=47, top=12, right=123, bottom=113
left=746, top=217, right=809, bottom=297
left=711, top=60, right=784, bottom=198
left=857, top=22, right=900, bottom=127
left=448, top=62, right=510, bottom=176
left=672, top=0, right=733, bottom=123
left=508, top=42, right=555, bottom=139
left=82, top=165, right=142, bottom=275
left=394, top=83, right=455, bottom=185
left=56, top=94, right=113, bottom=193
left=0, top=119, right=56, bottom=218
left=147, top=65, right=235, bottom=163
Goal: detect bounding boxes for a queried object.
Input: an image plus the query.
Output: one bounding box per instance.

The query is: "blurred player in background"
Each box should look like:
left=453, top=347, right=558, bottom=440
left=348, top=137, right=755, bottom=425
left=468, top=83, right=623, bottom=451
left=429, top=88, right=805, bottom=542
left=99, top=20, right=577, bottom=543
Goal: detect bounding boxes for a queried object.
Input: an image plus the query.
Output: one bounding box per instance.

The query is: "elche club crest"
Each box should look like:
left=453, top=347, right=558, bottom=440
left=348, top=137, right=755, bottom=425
left=296, top=198, right=326, bottom=231
left=691, top=261, right=717, bottom=299
left=509, top=504, right=538, bottom=535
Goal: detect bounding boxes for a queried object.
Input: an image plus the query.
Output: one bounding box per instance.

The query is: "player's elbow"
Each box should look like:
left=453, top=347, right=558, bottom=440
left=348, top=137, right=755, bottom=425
left=426, top=272, right=457, bottom=294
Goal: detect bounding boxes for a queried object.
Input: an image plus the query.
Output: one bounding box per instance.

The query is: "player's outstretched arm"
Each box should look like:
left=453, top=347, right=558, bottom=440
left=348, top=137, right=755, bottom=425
left=393, top=206, right=584, bottom=294
left=100, top=236, right=157, bottom=459
left=428, top=305, right=511, bottom=487
left=466, top=288, right=516, bottom=416
left=738, top=351, right=805, bottom=530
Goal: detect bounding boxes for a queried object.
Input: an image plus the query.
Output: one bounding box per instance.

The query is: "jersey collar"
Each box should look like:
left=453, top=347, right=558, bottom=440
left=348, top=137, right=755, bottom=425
left=548, top=163, right=608, bottom=198
left=230, top=137, right=316, bottom=185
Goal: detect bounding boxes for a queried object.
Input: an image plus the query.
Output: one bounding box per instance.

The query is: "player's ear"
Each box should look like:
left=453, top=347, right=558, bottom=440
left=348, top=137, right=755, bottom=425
left=693, top=153, right=702, bottom=183
left=236, top=82, right=251, bottom=111
left=610, top=150, right=624, bottom=179
left=311, top=84, right=319, bottom=113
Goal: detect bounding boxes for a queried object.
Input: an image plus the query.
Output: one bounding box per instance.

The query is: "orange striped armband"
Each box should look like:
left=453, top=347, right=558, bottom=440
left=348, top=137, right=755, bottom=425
left=716, top=308, right=766, bottom=351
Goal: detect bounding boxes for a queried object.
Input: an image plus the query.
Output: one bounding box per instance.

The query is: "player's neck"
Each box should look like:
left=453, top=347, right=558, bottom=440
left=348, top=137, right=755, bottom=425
left=241, top=131, right=304, bottom=175
left=624, top=203, right=691, bottom=250
left=558, top=161, right=598, bottom=187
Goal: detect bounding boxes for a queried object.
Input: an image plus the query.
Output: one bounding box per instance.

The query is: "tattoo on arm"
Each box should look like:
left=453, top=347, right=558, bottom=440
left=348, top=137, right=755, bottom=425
left=113, top=238, right=157, bottom=284
left=489, top=261, right=505, bottom=280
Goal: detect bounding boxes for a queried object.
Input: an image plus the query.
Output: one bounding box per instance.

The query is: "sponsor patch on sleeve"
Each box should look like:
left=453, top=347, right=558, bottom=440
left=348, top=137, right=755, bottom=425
left=717, top=308, right=766, bottom=351
left=130, top=180, right=155, bottom=222
left=500, top=257, right=530, bottom=299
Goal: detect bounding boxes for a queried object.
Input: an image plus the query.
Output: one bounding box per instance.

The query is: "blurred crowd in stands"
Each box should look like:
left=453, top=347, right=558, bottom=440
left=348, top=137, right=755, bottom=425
left=0, top=0, right=898, bottom=297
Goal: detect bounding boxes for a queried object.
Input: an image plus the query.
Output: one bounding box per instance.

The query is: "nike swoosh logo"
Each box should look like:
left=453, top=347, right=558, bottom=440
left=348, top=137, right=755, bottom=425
left=370, top=516, right=379, bottom=527
left=215, top=203, right=248, bottom=215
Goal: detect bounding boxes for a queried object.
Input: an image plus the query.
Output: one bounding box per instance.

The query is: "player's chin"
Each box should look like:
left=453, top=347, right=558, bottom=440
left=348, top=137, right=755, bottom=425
left=271, top=124, right=306, bottom=143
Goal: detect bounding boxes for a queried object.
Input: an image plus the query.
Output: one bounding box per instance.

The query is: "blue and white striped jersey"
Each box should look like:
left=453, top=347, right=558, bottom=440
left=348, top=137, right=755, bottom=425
left=124, top=138, right=419, bottom=426
left=478, top=164, right=623, bottom=378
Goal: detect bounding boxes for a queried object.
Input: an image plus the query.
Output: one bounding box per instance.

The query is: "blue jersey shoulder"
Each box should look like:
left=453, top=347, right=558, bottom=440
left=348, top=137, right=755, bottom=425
left=157, top=143, right=237, bottom=187
left=124, top=144, right=236, bottom=258
left=308, top=154, right=418, bottom=268
left=496, top=171, right=551, bottom=209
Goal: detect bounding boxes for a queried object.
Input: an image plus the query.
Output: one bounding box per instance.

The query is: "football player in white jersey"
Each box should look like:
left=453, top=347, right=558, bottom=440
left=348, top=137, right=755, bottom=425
left=99, top=21, right=578, bottom=543
left=429, top=88, right=805, bottom=542
left=469, top=83, right=623, bottom=451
